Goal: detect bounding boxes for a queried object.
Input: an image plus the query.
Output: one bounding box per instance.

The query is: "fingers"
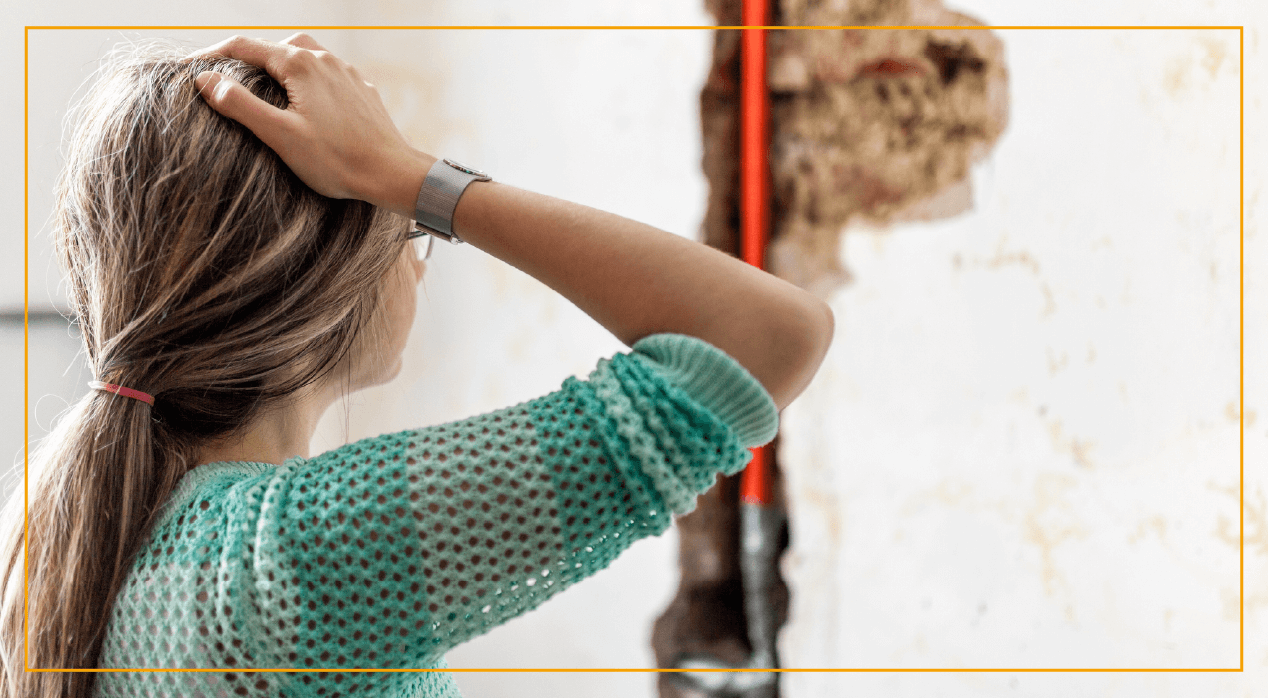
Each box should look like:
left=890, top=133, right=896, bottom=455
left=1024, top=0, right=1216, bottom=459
left=193, top=71, right=296, bottom=154
left=280, top=32, right=327, bottom=52
left=185, top=35, right=295, bottom=80
left=186, top=32, right=326, bottom=65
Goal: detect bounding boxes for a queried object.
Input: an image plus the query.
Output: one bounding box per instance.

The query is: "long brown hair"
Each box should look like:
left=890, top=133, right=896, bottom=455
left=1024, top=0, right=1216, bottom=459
left=0, top=39, right=407, bottom=696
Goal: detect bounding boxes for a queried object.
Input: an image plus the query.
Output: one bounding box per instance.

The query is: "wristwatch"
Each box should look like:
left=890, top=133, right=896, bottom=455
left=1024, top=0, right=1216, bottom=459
left=413, top=158, right=493, bottom=244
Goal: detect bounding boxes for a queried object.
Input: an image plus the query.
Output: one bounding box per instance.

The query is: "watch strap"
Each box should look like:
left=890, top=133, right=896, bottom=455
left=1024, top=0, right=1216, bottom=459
left=413, top=159, right=491, bottom=244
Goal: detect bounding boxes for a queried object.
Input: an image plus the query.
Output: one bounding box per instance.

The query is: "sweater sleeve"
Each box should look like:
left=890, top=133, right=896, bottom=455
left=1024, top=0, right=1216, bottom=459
left=94, top=333, right=777, bottom=696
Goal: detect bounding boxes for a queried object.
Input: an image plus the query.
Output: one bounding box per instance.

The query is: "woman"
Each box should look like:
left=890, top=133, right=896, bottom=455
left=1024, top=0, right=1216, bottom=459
left=0, top=33, right=833, bottom=698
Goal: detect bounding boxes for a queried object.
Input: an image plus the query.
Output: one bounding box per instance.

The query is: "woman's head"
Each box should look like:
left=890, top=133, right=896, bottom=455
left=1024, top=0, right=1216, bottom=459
left=0, top=38, right=416, bottom=696
left=59, top=38, right=412, bottom=436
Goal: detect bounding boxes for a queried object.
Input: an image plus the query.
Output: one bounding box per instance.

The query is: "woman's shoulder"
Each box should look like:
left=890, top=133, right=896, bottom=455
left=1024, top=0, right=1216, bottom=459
left=148, top=459, right=282, bottom=534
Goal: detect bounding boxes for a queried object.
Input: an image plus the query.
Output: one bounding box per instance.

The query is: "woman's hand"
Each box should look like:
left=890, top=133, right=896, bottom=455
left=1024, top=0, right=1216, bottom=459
left=186, top=33, right=429, bottom=213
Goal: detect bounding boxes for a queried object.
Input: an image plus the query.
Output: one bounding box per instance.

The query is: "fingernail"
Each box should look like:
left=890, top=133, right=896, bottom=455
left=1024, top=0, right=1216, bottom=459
left=194, top=71, right=220, bottom=91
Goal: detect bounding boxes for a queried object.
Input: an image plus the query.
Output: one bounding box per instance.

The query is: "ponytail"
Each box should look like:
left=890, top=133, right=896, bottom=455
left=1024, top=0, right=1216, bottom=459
left=0, top=38, right=405, bottom=697
left=0, top=388, right=193, bottom=696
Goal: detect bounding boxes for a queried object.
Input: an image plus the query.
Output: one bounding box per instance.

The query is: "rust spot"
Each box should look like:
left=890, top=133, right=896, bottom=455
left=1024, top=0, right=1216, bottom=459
left=856, top=58, right=926, bottom=78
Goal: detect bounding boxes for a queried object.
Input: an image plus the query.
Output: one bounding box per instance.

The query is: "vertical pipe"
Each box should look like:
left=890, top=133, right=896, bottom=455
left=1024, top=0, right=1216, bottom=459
left=663, top=7, right=781, bottom=694
left=739, top=0, right=772, bottom=506
left=737, top=9, right=782, bottom=690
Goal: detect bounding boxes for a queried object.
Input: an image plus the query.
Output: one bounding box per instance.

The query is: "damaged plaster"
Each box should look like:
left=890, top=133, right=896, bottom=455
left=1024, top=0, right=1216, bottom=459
left=767, top=0, right=1009, bottom=298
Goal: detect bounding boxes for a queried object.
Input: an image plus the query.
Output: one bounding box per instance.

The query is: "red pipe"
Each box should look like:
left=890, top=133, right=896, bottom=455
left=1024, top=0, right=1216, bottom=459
left=739, top=0, right=772, bottom=506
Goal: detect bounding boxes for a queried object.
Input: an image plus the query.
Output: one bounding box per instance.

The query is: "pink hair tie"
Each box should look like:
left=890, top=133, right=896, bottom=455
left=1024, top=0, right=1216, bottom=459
left=89, top=381, right=155, bottom=406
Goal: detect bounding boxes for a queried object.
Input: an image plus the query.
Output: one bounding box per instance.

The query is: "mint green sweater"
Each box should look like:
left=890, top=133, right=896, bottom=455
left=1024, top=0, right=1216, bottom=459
left=91, top=333, right=779, bottom=698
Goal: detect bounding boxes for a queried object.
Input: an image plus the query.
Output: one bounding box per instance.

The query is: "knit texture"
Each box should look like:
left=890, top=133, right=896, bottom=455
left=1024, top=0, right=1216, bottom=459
left=91, top=332, right=779, bottom=698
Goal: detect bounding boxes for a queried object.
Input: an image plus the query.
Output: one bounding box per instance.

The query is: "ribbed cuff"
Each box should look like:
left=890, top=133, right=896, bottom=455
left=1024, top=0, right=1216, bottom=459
left=630, top=333, right=780, bottom=448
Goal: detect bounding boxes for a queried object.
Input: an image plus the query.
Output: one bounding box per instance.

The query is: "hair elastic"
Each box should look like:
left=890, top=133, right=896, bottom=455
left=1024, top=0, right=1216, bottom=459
left=89, top=381, right=155, bottom=406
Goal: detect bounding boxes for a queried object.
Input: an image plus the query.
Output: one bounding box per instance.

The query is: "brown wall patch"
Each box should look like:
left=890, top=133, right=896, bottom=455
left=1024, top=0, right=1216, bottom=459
left=768, top=0, right=1009, bottom=297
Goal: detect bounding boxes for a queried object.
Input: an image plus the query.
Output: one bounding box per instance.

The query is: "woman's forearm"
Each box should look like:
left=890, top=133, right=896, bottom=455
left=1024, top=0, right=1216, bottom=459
left=378, top=149, right=834, bottom=412
left=187, top=35, right=833, bottom=412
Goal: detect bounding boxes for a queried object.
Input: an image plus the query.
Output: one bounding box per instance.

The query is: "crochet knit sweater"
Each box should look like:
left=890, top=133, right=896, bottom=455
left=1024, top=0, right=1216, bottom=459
left=90, top=332, right=780, bottom=698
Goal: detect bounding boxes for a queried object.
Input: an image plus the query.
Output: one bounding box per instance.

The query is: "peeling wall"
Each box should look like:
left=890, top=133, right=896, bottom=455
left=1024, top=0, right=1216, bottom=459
left=767, top=0, right=1009, bottom=298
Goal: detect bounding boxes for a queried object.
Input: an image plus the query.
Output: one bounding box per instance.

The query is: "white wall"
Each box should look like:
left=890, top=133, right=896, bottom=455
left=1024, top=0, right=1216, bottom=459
left=776, top=2, right=1267, bottom=696
left=7, top=1, right=1267, bottom=697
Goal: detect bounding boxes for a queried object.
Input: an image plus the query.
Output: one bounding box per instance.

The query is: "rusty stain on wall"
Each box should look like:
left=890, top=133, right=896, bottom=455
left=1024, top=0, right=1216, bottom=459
left=1162, top=35, right=1233, bottom=99
left=1052, top=424, right=1087, bottom=470
left=1022, top=472, right=1089, bottom=598
left=1213, top=481, right=1263, bottom=623
left=1225, top=401, right=1257, bottom=428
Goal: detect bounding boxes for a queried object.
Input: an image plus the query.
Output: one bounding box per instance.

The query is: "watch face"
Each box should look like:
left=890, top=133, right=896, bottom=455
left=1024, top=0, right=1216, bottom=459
left=444, top=158, right=489, bottom=178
